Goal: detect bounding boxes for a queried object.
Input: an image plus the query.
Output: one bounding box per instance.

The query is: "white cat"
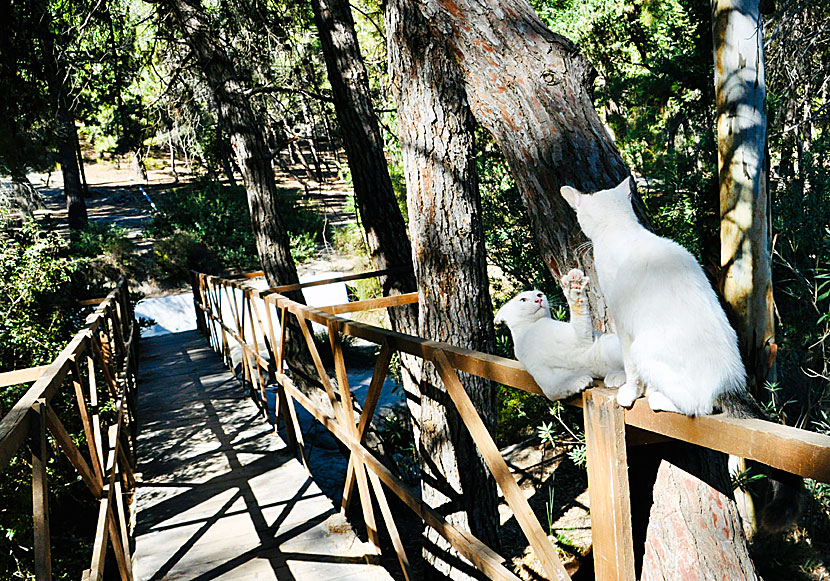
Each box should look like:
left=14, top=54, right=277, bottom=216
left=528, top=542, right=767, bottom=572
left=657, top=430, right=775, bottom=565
left=561, top=178, right=804, bottom=533
left=560, top=177, right=746, bottom=416
left=494, top=269, right=625, bottom=401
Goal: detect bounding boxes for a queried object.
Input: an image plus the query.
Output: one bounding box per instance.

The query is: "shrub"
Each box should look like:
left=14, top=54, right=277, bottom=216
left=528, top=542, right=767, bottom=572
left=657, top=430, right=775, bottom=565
left=148, top=182, right=326, bottom=281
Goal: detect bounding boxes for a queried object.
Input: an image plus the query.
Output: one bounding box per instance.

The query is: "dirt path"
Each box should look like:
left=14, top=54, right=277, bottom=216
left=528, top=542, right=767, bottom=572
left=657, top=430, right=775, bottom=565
left=30, top=153, right=360, bottom=297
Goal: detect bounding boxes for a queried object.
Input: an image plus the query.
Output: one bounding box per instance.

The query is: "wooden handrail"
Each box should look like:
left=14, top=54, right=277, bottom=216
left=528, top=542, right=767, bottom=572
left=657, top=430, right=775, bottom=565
left=265, top=266, right=413, bottom=294
left=0, top=365, right=50, bottom=388
left=191, top=269, right=830, bottom=581
left=0, top=276, right=137, bottom=581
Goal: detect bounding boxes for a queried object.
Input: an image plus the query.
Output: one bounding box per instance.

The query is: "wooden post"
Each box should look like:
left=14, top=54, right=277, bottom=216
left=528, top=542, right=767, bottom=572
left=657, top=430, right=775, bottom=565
left=44, top=405, right=102, bottom=498
left=367, top=467, right=412, bottom=581
left=71, top=357, right=105, bottom=487
left=278, top=304, right=288, bottom=374
left=87, top=352, right=106, bottom=479
left=432, top=350, right=570, bottom=581
left=328, top=319, right=380, bottom=551
left=582, top=388, right=636, bottom=580
left=31, top=399, right=52, bottom=581
left=342, top=341, right=394, bottom=513
left=191, top=271, right=206, bottom=336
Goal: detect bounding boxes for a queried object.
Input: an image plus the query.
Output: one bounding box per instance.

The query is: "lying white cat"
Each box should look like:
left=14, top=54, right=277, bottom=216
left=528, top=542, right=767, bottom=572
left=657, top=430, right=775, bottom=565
left=495, top=269, right=625, bottom=401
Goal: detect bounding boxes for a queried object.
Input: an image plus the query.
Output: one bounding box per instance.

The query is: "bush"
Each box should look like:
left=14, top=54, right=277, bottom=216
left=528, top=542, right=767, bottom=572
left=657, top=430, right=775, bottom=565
left=148, top=182, right=326, bottom=281
left=0, top=218, right=104, bottom=579
left=0, top=218, right=79, bottom=371
left=69, top=220, right=138, bottom=292
left=153, top=230, right=222, bottom=279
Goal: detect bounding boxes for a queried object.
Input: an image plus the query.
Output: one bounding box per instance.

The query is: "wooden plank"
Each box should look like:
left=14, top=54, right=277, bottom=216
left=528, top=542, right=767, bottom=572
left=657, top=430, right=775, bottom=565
left=620, top=395, right=830, bottom=482
left=294, top=314, right=344, bottom=422
left=342, top=342, right=394, bottom=513
left=278, top=306, right=288, bottom=373
left=75, top=297, right=108, bottom=307
left=0, top=365, right=49, bottom=388
left=582, top=388, right=636, bottom=580
left=328, top=320, right=380, bottom=551
left=244, top=289, right=268, bottom=404
left=280, top=378, right=520, bottom=581
left=88, top=489, right=112, bottom=580
left=432, top=350, right=570, bottom=581
left=367, top=467, right=412, bottom=581
left=71, top=358, right=105, bottom=486
left=31, top=400, right=52, bottom=581
left=44, top=404, right=103, bottom=498
left=0, top=347, right=77, bottom=471
left=109, top=427, right=133, bottom=581
left=268, top=266, right=413, bottom=294
left=317, top=292, right=420, bottom=315
left=87, top=354, right=106, bottom=479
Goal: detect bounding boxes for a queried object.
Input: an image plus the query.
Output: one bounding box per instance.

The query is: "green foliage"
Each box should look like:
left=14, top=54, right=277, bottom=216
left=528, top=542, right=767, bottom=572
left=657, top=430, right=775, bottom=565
left=376, top=409, right=419, bottom=484
left=0, top=219, right=78, bottom=371
left=0, top=217, right=117, bottom=579
left=148, top=182, right=325, bottom=280
left=478, top=130, right=559, bottom=298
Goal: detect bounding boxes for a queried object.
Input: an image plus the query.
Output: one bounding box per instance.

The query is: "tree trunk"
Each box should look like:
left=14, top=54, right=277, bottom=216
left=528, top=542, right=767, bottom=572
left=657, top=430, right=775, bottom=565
left=415, top=0, right=638, bottom=329
left=713, top=0, right=775, bottom=398
left=417, top=0, right=759, bottom=576
left=161, top=0, right=318, bottom=385
left=311, top=0, right=429, bottom=528
left=639, top=445, right=759, bottom=580
left=387, top=1, right=500, bottom=577
left=35, top=0, right=87, bottom=232
left=309, top=0, right=418, bottom=318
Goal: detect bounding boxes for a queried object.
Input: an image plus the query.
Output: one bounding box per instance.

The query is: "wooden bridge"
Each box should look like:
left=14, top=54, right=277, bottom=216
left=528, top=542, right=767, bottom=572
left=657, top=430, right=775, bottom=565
left=3, top=270, right=830, bottom=580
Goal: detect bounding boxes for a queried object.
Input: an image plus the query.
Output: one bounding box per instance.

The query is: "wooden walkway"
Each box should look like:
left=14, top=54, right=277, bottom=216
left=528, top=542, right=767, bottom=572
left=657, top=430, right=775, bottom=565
left=132, top=330, right=393, bottom=581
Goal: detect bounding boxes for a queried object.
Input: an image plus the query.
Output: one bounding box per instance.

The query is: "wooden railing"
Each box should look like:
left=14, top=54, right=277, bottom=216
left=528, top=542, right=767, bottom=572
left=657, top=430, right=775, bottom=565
left=191, top=269, right=830, bottom=581
left=0, top=277, right=138, bottom=581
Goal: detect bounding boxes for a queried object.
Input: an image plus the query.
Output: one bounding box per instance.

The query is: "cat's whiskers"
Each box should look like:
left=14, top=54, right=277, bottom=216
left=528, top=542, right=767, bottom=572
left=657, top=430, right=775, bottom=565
left=575, top=240, right=593, bottom=258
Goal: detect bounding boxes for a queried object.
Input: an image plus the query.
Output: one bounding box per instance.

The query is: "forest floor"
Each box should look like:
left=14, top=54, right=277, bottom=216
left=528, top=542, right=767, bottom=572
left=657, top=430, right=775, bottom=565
left=28, top=152, right=595, bottom=579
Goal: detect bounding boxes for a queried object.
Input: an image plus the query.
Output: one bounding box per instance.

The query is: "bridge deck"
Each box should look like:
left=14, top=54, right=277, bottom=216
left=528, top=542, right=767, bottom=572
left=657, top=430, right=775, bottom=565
left=132, top=330, right=392, bottom=581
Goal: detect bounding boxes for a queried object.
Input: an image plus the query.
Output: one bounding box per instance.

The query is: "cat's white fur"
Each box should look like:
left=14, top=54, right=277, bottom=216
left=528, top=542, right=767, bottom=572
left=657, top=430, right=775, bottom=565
left=494, top=269, right=625, bottom=401
left=561, top=178, right=746, bottom=415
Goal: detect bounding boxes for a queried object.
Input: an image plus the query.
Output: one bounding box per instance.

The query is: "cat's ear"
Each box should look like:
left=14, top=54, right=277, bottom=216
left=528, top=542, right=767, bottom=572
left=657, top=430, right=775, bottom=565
left=619, top=176, right=634, bottom=200
left=560, top=185, right=582, bottom=210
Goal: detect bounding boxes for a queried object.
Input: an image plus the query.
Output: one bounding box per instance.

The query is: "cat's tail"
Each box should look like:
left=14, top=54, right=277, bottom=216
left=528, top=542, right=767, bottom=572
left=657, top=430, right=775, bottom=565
left=715, top=389, right=805, bottom=533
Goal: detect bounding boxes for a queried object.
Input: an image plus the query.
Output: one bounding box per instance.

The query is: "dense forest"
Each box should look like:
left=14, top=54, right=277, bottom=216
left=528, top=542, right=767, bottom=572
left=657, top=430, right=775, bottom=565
left=2, top=0, right=830, bottom=578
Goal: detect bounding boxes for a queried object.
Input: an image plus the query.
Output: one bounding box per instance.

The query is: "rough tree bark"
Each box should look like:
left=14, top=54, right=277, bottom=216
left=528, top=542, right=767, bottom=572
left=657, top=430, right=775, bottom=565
left=713, top=0, right=775, bottom=398
left=417, top=0, right=759, bottom=577
left=35, top=0, right=88, bottom=232
left=416, top=0, right=636, bottom=329
left=160, top=0, right=318, bottom=385
left=638, top=444, right=759, bottom=580
left=309, top=2, right=428, bottom=523
left=161, top=0, right=298, bottom=292
left=309, top=0, right=418, bottom=326
left=387, top=1, right=500, bottom=577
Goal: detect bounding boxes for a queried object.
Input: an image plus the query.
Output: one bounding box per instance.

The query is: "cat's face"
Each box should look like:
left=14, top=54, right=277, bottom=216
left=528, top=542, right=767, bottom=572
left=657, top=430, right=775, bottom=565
left=494, top=290, right=551, bottom=327
left=560, top=177, right=635, bottom=239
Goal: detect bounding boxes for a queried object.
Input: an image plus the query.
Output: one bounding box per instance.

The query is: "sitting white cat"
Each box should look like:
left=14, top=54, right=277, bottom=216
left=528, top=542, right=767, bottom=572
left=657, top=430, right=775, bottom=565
left=561, top=177, right=802, bottom=532
left=495, top=269, right=625, bottom=401
left=561, top=178, right=748, bottom=416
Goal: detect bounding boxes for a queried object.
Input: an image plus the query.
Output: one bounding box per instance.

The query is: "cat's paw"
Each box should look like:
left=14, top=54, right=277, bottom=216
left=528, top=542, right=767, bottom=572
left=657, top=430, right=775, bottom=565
left=615, top=381, right=642, bottom=408
left=572, top=375, right=594, bottom=393
left=603, top=371, right=627, bottom=388
left=646, top=391, right=682, bottom=414
left=561, top=269, right=589, bottom=306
